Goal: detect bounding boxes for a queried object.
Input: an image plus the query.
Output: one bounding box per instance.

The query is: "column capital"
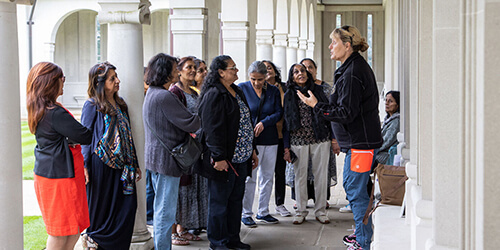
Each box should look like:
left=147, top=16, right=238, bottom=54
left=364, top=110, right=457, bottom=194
left=222, top=21, right=249, bottom=41
left=274, top=33, right=288, bottom=47
left=298, top=38, right=308, bottom=50
left=98, top=0, right=151, bottom=25
left=256, top=29, right=273, bottom=45
left=288, top=36, right=299, bottom=49
left=170, top=7, right=207, bottom=35
left=0, top=0, right=34, bottom=4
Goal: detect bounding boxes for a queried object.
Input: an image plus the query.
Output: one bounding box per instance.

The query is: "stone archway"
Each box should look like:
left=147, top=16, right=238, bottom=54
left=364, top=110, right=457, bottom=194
left=53, top=9, right=98, bottom=109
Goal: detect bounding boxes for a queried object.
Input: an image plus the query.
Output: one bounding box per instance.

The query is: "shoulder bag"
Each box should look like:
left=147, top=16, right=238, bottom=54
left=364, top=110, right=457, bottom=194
left=146, top=121, right=202, bottom=174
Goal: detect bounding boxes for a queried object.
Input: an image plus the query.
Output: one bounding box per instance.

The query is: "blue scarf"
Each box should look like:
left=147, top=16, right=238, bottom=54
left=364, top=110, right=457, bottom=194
left=95, top=107, right=138, bottom=195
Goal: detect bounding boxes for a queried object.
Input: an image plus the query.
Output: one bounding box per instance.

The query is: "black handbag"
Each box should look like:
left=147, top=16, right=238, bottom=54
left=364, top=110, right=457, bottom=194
left=146, top=121, right=202, bottom=174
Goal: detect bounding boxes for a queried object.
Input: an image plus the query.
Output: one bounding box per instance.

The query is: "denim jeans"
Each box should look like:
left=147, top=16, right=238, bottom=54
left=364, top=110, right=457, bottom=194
left=146, top=169, right=154, bottom=223
left=343, top=149, right=378, bottom=250
left=151, top=172, right=180, bottom=250
left=207, top=162, right=248, bottom=248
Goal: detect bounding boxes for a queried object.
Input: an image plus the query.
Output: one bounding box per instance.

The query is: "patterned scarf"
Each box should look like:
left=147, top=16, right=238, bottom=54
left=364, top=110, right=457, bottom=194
left=95, top=107, right=138, bottom=195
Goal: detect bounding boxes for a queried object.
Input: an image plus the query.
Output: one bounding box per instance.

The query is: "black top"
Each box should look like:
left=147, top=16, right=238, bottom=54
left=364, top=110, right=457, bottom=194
left=314, top=52, right=383, bottom=151
left=34, top=105, right=92, bottom=178
left=197, top=82, right=254, bottom=181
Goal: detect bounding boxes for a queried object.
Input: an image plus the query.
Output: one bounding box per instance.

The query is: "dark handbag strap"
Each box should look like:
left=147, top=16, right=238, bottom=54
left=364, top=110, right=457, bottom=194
left=145, top=120, right=175, bottom=156
left=254, top=85, right=267, bottom=126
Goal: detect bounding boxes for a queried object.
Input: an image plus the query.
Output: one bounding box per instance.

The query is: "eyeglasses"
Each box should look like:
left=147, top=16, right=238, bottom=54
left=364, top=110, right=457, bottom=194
left=226, top=66, right=238, bottom=70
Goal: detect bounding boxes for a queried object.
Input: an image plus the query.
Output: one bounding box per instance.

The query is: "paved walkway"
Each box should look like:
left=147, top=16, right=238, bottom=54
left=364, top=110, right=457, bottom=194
left=24, top=155, right=355, bottom=249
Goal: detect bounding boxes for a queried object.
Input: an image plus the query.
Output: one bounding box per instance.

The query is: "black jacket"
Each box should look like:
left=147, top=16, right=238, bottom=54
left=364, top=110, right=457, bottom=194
left=34, top=105, right=92, bottom=178
left=314, top=52, right=383, bottom=151
left=283, top=82, right=332, bottom=148
left=196, top=82, right=254, bottom=181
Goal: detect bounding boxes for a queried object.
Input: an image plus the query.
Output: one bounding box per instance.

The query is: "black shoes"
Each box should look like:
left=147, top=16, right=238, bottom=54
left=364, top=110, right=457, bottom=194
left=226, top=241, right=251, bottom=250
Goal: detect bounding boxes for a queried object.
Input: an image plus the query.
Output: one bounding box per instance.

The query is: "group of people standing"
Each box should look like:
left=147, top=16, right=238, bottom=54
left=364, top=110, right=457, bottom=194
left=26, top=24, right=399, bottom=250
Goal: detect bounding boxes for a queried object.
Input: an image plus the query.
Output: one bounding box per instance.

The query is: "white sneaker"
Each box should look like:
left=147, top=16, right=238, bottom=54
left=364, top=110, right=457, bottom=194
left=275, top=205, right=292, bottom=217
left=339, top=204, right=352, bottom=213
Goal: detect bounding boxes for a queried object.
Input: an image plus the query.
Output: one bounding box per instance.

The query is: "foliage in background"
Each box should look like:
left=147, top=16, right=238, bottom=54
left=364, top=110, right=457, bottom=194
left=23, top=216, right=47, bottom=250
left=22, top=121, right=36, bottom=180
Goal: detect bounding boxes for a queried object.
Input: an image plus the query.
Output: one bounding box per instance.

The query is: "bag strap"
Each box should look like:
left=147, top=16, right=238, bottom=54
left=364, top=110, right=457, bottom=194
left=362, top=164, right=408, bottom=224
left=254, top=85, right=267, bottom=126
left=145, top=120, right=174, bottom=157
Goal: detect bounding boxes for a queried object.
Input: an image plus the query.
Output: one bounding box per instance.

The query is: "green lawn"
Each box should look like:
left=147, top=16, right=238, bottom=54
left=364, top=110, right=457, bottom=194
left=23, top=216, right=47, bottom=250
left=22, top=123, right=47, bottom=249
left=21, top=121, right=36, bottom=180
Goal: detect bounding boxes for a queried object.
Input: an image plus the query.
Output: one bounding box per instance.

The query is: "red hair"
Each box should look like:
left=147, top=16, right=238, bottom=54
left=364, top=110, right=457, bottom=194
left=26, top=62, right=63, bottom=134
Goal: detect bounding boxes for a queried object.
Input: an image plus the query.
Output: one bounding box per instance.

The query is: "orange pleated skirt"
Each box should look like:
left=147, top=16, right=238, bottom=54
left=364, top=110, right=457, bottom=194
left=34, top=145, right=90, bottom=236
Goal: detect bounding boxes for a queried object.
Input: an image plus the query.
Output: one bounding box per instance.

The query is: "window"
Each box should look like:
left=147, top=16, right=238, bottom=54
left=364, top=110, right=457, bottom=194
left=336, top=14, right=342, bottom=70
left=367, top=14, right=373, bottom=67
left=96, top=19, right=101, bottom=62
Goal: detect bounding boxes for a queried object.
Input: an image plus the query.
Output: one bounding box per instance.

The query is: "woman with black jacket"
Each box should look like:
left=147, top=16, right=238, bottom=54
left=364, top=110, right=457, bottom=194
left=298, top=25, right=383, bottom=250
left=197, top=55, right=258, bottom=250
left=283, top=63, right=332, bottom=225
left=27, top=62, right=92, bottom=250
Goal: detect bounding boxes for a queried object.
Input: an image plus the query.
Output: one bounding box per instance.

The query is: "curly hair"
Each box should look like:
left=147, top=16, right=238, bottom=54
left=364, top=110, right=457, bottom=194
left=199, top=55, right=232, bottom=100
left=144, top=53, right=179, bottom=87
left=26, top=62, right=64, bottom=133
left=87, top=61, right=127, bottom=115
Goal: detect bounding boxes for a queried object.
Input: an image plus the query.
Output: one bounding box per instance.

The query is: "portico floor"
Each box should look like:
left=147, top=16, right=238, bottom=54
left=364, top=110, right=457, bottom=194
left=24, top=155, right=355, bottom=249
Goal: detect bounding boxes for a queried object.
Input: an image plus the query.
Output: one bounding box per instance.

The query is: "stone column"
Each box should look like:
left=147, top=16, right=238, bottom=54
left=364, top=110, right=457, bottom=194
left=221, top=20, right=249, bottom=81
left=256, top=29, right=273, bottom=61
left=0, top=2, right=23, bottom=249
left=306, top=39, right=315, bottom=59
left=429, top=0, right=462, bottom=249
left=98, top=1, right=153, bottom=249
left=286, top=36, right=299, bottom=74
left=170, top=2, right=207, bottom=59
left=273, top=33, right=288, bottom=80
left=297, top=38, right=307, bottom=61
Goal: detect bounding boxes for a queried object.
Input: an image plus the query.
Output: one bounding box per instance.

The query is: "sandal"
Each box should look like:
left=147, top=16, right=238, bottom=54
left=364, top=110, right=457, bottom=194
left=179, top=230, right=202, bottom=241
left=172, top=233, right=190, bottom=245
left=81, top=234, right=98, bottom=249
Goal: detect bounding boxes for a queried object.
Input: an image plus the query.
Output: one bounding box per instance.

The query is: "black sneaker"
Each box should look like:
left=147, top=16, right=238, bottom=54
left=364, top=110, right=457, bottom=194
left=209, top=244, right=230, bottom=250
left=241, top=217, right=257, bottom=228
left=227, top=241, right=251, bottom=250
left=256, top=214, right=279, bottom=224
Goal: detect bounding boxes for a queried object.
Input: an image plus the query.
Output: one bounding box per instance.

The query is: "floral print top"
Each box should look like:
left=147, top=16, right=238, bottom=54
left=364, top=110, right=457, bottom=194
left=232, top=93, right=254, bottom=163
left=290, top=100, right=330, bottom=146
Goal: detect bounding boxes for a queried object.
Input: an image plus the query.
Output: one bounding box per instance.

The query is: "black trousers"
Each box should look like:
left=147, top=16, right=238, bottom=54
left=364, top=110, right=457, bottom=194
left=274, top=139, right=287, bottom=206
left=207, top=162, right=248, bottom=248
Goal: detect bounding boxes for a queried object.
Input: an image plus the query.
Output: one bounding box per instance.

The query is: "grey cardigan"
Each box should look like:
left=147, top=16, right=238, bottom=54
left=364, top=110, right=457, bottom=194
left=143, top=86, right=201, bottom=177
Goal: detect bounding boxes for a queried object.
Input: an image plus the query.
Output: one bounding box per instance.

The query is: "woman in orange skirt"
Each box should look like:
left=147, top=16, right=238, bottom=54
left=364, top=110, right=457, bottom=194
left=27, top=62, right=92, bottom=250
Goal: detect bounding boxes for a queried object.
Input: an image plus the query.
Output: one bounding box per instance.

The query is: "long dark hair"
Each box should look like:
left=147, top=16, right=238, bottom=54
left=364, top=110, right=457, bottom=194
left=262, top=60, right=282, bottom=84
left=88, top=61, right=127, bottom=115
left=26, top=62, right=64, bottom=133
left=199, top=55, right=232, bottom=100
left=286, top=63, right=315, bottom=88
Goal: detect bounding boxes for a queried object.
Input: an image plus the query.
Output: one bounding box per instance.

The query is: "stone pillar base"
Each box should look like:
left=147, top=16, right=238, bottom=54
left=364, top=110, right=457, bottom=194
left=130, top=238, right=154, bottom=250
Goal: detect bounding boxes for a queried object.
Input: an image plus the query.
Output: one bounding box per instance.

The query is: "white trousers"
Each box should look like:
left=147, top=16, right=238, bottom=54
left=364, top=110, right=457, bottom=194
left=292, top=141, right=330, bottom=217
left=242, top=145, right=278, bottom=218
